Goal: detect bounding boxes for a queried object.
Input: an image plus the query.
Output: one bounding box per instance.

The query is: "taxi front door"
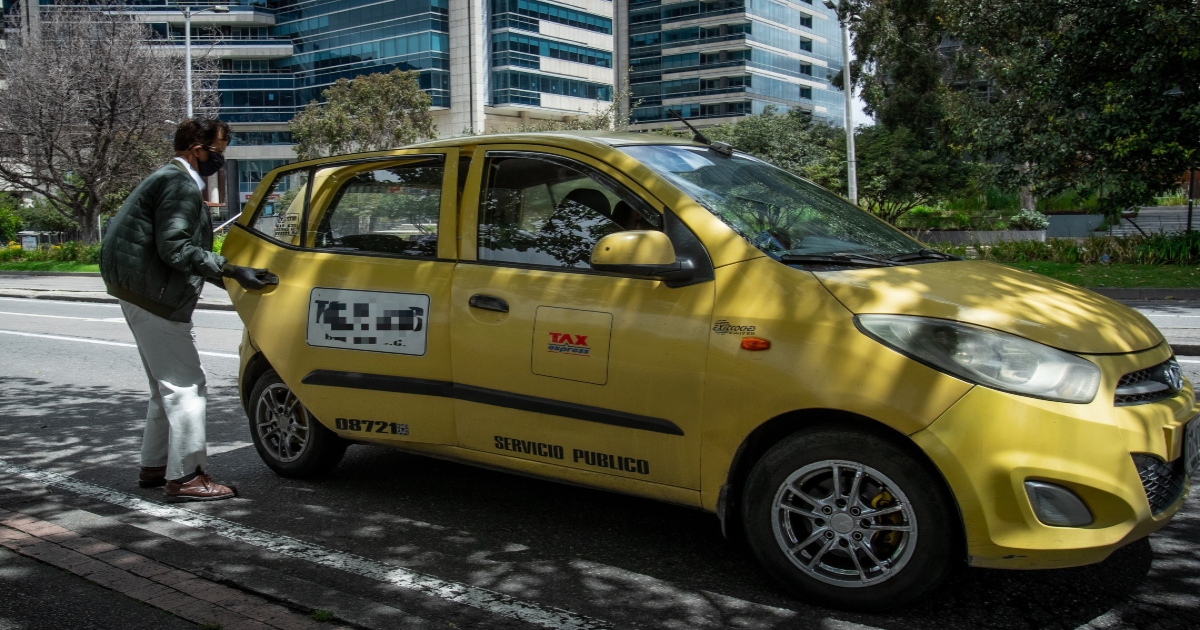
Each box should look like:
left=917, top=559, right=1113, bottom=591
left=449, top=147, right=714, bottom=491
left=222, top=149, right=461, bottom=444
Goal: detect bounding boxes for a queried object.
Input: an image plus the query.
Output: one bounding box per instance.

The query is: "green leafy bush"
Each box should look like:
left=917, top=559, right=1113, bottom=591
left=0, top=240, right=101, bottom=264
left=1009, top=208, right=1050, bottom=230
left=0, top=195, right=23, bottom=243
left=930, top=232, right=1200, bottom=265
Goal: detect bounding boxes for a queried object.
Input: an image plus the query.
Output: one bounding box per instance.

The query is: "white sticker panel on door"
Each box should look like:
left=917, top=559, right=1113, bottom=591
left=307, top=288, right=429, bottom=356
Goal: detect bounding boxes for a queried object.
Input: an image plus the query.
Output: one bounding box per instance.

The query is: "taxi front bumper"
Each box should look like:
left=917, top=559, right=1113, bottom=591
left=911, top=348, right=1197, bottom=569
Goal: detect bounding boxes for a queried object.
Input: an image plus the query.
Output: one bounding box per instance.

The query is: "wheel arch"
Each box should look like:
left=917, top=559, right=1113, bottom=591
left=718, top=408, right=966, bottom=558
left=240, top=351, right=275, bottom=414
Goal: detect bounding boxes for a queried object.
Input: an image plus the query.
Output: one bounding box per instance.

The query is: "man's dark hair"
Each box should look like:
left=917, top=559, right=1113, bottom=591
left=173, top=117, right=231, bottom=152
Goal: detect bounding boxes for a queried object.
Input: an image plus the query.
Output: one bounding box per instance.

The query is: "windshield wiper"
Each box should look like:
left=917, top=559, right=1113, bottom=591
left=887, top=248, right=961, bottom=263
left=779, top=253, right=895, bottom=267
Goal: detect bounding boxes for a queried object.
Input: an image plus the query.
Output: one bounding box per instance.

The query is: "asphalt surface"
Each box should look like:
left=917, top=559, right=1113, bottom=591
left=1, top=296, right=1199, bottom=630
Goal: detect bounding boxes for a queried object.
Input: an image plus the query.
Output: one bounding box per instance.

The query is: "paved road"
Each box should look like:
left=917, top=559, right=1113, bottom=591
left=1, top=297, right=1199, bottom=630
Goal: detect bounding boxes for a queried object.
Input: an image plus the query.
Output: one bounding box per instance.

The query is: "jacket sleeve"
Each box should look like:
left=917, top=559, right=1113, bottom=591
left=155, top=177, right=228, bottom=280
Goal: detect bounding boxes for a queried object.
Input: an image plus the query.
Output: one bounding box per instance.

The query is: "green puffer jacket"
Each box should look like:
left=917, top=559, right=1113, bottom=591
left=101, top=161, right=227, bottom=322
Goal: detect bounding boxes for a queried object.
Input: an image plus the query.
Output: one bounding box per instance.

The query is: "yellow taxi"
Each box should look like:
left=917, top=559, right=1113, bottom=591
left=222, top=131, right=1199, bottom=610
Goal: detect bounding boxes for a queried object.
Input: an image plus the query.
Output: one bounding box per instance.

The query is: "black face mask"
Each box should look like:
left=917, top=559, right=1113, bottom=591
left=198, top=149, right=225, bottom=178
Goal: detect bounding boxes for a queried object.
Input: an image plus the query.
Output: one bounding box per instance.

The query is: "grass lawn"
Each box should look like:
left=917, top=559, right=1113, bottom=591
left=0, top=261, right=100, bottom=273
left=1005, top=262, right=1200, bottom=288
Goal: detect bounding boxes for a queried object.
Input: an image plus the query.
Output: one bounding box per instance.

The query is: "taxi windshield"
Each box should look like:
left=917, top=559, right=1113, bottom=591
left=621, top=145, right=922, bottom=263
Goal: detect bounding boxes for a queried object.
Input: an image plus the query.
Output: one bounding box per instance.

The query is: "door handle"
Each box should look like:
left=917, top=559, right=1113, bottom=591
left=468, top=294, right=509, bottom=313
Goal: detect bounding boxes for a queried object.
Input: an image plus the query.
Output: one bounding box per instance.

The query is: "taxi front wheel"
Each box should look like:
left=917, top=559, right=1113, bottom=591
left=248, top=369, right=347, bottom=478
left=741, top=427, right=959, bottom=611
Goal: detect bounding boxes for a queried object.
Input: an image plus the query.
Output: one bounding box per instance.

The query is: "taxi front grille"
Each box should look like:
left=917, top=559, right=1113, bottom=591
left=1131, top=454, right=1186, bottom=515
left=1115, top=358, right=1182, bottom=406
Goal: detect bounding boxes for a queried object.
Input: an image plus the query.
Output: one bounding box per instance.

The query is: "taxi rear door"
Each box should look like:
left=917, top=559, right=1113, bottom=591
left=222, top=149, right=461, bottom=444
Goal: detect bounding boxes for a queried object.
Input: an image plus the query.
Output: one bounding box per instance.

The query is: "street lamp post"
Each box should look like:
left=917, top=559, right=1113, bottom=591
left=177, top=4, right=230, bottom=118
left=824, top=1, right=857, bottom=205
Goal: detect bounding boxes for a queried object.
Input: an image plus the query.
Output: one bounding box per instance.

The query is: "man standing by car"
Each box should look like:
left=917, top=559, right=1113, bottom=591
left=101, top=117, right=275, bottom=502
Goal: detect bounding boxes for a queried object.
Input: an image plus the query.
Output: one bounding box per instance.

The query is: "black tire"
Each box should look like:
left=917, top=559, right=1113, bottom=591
left=248, top=369, right=347, bottom=478
left=741, top=427, right=960, bottom=611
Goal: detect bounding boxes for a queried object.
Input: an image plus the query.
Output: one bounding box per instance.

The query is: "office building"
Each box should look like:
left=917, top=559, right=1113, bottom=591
left=616, top=0, right=845, bottom=129
left=7, top=0, right=618, bottom=214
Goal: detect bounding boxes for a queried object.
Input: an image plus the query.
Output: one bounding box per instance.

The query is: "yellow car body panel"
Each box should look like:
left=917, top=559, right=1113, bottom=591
left=912, top=345, right=1196, bottom=568
left=225, top=132, right=1194, bottom=575
left=817, top=261, right=1164, bottom=353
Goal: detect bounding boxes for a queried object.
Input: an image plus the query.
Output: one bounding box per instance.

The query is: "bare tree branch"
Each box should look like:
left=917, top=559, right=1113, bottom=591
left=0, top=7, right=218, bottom=242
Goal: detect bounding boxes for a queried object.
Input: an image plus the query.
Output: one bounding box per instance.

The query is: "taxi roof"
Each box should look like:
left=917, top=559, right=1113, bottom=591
left=405, top=130, right=708, bottom=151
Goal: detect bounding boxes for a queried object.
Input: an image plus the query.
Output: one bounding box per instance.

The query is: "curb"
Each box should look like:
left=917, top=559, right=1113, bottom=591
left=1173, top=344, right=1200, bottom=357
left=0, top=270, right=102, bottom=277
left=1089, top=288, right=1200, bottom=301
left=0, top=508, right=350, bottom=630
left=0, top=292, right=235, bottom=312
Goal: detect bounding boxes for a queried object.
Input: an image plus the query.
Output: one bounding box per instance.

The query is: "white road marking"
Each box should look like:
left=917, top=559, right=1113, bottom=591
left=1177, top=359, right=1200, bottom=364
left=0, top=296, right=120, bottom=307
left=0, top=296, right=240, bottom=314
left=0, top=329, right=238, bottom=359
left=207, top=441, right=254, bottom=455
left=0, top=310, right=126, bottom=322
left=0, top=459, right=611, bottom=630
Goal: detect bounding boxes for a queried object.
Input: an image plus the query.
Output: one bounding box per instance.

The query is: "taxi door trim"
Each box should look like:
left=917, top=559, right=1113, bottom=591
left=300, top=369, right=685, bottom=436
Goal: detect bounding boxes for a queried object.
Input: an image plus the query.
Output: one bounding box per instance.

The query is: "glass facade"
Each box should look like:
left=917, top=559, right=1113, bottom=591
left=625, top=0, right=844, bottom=126
left=218, top=0, right=452, bottom=122
left=12, top=1, right=620, bottom=123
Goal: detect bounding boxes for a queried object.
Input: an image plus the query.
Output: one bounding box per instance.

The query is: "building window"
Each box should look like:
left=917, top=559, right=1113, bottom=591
left=491, top=0, right=613, bottom=35
left=492, top=71, right=614, bottom=104
left=230, top=132, right=295, bottom=146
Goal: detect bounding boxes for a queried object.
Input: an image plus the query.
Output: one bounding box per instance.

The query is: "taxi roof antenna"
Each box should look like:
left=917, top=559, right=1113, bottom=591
left=668, top=110, right=733, bottom=155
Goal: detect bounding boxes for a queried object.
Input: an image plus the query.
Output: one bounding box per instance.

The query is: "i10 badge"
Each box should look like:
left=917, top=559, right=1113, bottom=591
left=307, top=288, right=429, bottom=356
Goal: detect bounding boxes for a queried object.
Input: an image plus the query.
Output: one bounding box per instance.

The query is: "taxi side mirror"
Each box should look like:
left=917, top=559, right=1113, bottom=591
left=590, top=231, right=695, bottom=282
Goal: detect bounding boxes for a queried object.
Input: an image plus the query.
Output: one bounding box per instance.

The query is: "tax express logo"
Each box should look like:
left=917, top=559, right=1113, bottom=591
left=547, top=332, right=590, bottom=356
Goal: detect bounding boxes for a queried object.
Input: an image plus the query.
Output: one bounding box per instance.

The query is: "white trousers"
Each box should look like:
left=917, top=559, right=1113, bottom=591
left=120, top=300, right=208, bottom=480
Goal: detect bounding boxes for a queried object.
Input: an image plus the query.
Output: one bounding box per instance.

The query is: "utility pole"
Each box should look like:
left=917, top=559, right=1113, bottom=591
left=19, top=0, right=41, bottom=43
left=177, top=4, right=230, bottom=118
left=825, top=1, right=857, bottom=205
left=1188, top=158, right=1195, bottom=234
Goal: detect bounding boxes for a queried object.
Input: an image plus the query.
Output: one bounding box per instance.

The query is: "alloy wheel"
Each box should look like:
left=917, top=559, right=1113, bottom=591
left=253, top=383, right=311, bottom=463
left=771, top=459, right=918, bottom=587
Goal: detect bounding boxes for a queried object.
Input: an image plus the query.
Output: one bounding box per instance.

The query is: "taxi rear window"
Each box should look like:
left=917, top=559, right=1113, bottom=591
left=247, top=169, right=309, bottom=247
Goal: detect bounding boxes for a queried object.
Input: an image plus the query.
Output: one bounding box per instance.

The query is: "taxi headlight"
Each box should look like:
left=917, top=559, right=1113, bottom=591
left=855, top=315, right=1101, bottom=404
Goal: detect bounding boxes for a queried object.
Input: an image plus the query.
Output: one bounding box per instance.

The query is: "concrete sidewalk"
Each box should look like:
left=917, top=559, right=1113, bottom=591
left=0, top=273, right=233, bottom=310
left=0, top=507, right=349, bottom=630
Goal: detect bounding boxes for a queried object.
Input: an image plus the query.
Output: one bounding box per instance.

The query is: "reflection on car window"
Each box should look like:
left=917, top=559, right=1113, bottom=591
left=621, top=145, right=918, bottom=260
left=312, top=158, right=444, bottom=258
left=478, top=155, right=659, bottom=268
left=250, top=170, right=308, bottom=247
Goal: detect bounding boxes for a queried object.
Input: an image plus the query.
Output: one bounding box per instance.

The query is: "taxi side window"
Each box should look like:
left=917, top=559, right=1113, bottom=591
left=478, top=155, right=659, bottom=268
left=312, top=157, right=444, bottom=258
left=249, top=169, right=309, bottom=247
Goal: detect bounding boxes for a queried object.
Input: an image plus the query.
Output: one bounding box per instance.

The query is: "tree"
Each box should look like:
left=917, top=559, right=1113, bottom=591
left=941, top=0, right=1200, bottom=214
left=844, top=0, right=950, bottom=137
left=290, top=69, right=437, bottom=160
left=0, top=195, right=22, bottom=244
left=0, top=8, right=207, bottom=243
left=854, top=125, right=974, bottom=223
left=699, top=107, right=847, bottom=192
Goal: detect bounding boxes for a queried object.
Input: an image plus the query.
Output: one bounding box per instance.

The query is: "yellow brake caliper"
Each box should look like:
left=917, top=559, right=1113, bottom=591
left=869, top=490, right=903, bottom=553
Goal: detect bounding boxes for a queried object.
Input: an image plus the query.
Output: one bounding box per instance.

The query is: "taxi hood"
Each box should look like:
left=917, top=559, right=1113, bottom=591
left=815, top=260, right=1163, bottom=354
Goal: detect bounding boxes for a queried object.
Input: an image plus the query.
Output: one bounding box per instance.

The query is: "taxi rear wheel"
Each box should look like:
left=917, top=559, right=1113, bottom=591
left=741, top=427, right=958, bottom=611
left=248, top=369, right=347, bottom=478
